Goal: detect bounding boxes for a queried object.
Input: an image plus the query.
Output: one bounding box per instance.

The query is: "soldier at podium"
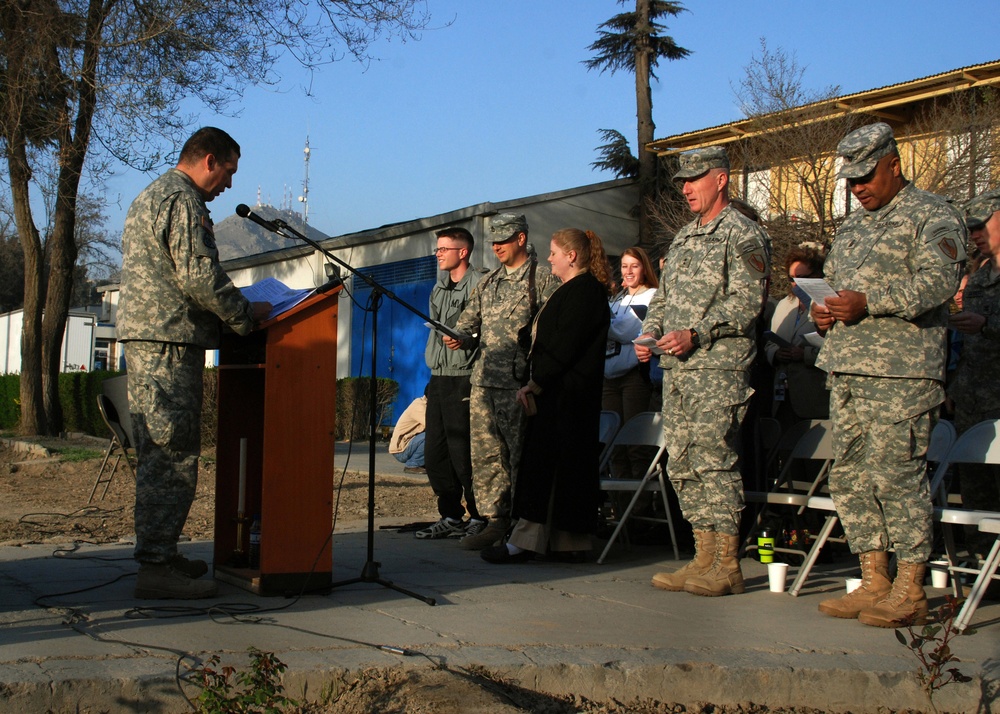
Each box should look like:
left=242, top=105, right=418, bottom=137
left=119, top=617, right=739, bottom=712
left=118, top=127, right=271, bottom=600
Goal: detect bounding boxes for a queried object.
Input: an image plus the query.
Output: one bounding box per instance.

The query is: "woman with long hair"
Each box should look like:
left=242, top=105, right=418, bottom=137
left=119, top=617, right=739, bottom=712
left=603, top=246, right=659, bottom=479
left=482, top=229, right=612, bottom=563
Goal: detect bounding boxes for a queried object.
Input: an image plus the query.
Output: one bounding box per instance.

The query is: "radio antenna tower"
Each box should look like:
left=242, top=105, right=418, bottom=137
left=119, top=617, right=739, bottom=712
left=298, top=136, right=311, bottom=224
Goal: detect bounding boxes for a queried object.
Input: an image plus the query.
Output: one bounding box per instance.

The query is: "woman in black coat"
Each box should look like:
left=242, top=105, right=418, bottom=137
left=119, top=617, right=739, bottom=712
left=482, top=228, right=612, bottom=563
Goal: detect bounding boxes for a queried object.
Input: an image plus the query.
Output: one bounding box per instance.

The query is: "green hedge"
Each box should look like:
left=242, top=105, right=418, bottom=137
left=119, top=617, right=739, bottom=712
left=0, top=371, right=399, bottom=444
left=0, top=370, right=119, bottom=435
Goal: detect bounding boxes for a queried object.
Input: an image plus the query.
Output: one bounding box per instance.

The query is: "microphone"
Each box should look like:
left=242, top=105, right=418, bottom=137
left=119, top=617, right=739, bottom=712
left=235, top=203, right=278, bottom=233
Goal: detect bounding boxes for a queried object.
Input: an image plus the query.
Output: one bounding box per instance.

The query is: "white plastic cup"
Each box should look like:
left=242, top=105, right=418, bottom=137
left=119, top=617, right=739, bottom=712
left=845, top=577, right=863, bottom=594
left=930, top=561, right=949, bottom=589
left=767, top=562, right=789, bottom=593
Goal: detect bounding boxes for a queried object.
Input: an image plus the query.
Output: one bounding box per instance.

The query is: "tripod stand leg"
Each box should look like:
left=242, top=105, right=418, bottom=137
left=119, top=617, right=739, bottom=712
left=327, top=289, right=436, bottom=606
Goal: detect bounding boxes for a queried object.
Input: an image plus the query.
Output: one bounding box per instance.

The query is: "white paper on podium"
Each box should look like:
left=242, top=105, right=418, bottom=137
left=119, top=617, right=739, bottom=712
left=241, top=277, right=316, bottom=320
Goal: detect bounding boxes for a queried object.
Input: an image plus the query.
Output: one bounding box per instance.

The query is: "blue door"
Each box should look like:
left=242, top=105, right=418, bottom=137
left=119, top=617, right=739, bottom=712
left=350, top=256, right=437, bottom=426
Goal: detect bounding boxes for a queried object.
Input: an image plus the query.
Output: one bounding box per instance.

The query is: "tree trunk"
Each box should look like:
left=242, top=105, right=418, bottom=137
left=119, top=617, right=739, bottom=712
left=8, top=138, right=46, bottom=436
left=634, top=0, right=655, bottom=248
left=40, top=0, right=103, bottom=434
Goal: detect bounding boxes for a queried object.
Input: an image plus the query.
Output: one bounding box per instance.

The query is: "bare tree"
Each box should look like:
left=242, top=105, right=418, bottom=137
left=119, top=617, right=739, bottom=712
left=0, top=0, right=431, bottom=435
left=905, top=87, right=1000, bottom=203
left=731, top=38, right=865, bottom=244
left=585, top=0, right=690, bottom=248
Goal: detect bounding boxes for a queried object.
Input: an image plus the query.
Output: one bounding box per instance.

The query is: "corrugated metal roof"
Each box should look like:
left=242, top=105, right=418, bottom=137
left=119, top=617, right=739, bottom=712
left=648, top=59, right=1000, bottom=154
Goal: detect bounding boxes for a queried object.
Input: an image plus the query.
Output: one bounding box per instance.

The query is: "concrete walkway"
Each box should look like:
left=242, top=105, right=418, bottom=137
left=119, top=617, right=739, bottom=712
left=1, top=519, right=997, bottom=713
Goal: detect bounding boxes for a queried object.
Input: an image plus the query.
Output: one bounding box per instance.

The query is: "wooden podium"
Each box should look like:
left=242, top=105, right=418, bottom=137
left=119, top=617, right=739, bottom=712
left=213, top=287, right=340, bottom=595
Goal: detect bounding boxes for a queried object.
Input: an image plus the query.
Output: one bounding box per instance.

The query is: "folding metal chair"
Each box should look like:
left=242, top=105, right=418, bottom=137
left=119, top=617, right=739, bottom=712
left=598, top=410, right=622, bottom=465
left=597, top=411, right=678, bottom=563
left=91, top=375, right=136, bottom=502
left=925, top=419, right=1000, bottom=621
left=753, top=416, right=784, bottom=492
left=742, top=420, right=833, bottom=562
left=789, top=419, right=956, bottom=596
left=952, top=518, right=1000, bottom=632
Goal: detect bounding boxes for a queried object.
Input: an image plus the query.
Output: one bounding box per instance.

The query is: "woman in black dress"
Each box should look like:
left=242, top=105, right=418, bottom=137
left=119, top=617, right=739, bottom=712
left=482, top=228, right=613, bottom=563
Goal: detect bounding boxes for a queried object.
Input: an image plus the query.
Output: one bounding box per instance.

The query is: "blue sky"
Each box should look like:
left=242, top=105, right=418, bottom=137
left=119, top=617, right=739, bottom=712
left=102, top=1, right=1000, bottom=239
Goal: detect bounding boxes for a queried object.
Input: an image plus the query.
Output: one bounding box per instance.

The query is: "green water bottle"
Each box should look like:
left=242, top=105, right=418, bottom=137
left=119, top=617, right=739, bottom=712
left=758, top=528, right=775, bottom=564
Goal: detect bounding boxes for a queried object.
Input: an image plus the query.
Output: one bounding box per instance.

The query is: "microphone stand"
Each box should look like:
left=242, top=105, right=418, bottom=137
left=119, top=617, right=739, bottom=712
left=261, top=215, right=438, bottom=606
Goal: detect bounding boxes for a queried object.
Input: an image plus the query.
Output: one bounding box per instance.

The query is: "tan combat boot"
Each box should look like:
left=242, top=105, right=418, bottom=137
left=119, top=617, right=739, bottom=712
left=170, top=553, right=208, bottom=579
left=651, top=530, right=716, bottom=591
left=858, top=562, right=929, bottom=628
left=134, top=563, right=219, bottom=600
left=817, top=551, right=891, bottom=619
left=683, top=532, right=746, bottom=597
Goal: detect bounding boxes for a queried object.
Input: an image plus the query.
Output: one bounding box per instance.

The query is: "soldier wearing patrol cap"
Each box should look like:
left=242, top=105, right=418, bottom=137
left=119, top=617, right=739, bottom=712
left=635, top=144, right=771, bottom=597
left=812, top=122, right=967, bottom=627
left=118, top=127, right=272, bottom=600
left=446, top=213, right=558, bottom=550
left=947, top=187, right=1000, bottom=558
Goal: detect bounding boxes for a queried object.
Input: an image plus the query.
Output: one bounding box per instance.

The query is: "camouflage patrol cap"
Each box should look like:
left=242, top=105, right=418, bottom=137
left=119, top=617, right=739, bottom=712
left=673, top=146, right=730, bottom=180
left=836, top=123, right=898, bottom=179
left=489, top=213, right=528, bottom=243
left=963, top=187, right=1000, bottom=230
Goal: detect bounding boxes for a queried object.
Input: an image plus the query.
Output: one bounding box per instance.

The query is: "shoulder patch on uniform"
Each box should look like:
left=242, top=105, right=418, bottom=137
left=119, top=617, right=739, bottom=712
left=737, top=237, right=770, bottom=280
left=924, top=219, right=966, bottom=264
left=195, top=215, right=217, bottom=256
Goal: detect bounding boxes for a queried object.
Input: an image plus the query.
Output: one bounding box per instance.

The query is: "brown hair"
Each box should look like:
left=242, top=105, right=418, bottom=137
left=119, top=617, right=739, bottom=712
left=619, top=246, right=658, bottom=290
left=784, top=244, right=826, bottom=297
left=435, top=226, right=474, bottom=252
left=552, top=228, right=614, bottom=296
left=179, top=127, right=240, bottom=163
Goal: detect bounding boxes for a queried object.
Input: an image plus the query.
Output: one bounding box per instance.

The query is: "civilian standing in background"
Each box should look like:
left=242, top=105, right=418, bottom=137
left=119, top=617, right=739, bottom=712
left=482, top=229, right=613, bottom=563
left=765, top=244, right=830, bottom=428
left=416, top=227, right=487, bottom=540
left=603, top=246, right=659, bottom=479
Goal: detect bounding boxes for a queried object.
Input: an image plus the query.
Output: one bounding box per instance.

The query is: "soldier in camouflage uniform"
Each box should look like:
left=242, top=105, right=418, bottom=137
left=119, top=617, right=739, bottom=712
left=117, top=127, right=271, bottom=600
left=445, top=214, right=558, bottom=550
left=813, top=123, right=966, bottom=627
left=948, top=188, right=1000, bottom=558
left=636, top=146, right=771, bottom=597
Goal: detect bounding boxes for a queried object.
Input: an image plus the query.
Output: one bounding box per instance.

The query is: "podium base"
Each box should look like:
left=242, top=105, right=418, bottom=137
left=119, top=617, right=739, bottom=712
left=214, top=564, right=332, bottom=597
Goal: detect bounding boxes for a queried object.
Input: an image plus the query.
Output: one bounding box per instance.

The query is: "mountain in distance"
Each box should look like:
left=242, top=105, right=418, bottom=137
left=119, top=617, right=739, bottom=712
left=213, top=204, right=331, bottom=261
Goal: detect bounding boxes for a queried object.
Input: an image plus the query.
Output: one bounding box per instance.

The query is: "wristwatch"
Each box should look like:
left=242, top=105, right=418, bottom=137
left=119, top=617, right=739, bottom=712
left=689, top=328, right=700, bottom=348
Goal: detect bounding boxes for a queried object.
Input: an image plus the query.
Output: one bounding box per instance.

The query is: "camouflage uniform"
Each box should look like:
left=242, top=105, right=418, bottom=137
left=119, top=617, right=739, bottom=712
left=643, top=197, right=770, bottom=537
left=948, top=189, right=1000, bottom=553
left=454, top=225, right=557, bottom=521
left=948, top=260, right=1000, bottom=428
left=118, top=168, right=256, bottom=565
left=818, top=150, right=966, bottom=563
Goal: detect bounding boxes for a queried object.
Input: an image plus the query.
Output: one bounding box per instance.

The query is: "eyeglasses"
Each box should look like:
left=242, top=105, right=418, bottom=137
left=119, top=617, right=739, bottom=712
left=434, top=247, right=462, bottom=255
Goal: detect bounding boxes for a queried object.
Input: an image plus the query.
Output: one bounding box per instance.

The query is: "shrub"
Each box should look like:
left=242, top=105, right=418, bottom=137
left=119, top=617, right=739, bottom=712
left=335, top=377, right=399, bottom=441
left=1, top=370, right=398, bottom=444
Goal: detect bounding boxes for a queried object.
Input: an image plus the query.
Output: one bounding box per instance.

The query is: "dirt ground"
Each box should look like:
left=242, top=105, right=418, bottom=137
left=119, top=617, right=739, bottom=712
left=0, top=434, right=438, bottom=547
left=0, top=435, right=842, bottom=713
